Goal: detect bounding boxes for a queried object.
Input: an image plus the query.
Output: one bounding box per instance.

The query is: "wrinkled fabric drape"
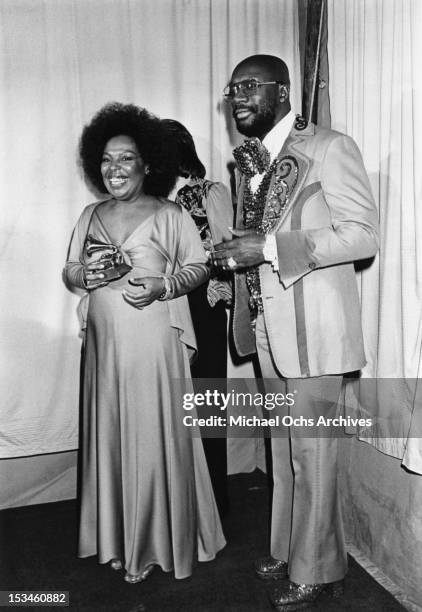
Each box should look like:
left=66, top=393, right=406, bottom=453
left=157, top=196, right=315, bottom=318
left=327, top=0, right=422, bottom=474
left=0, top=0, right=300, bottom=459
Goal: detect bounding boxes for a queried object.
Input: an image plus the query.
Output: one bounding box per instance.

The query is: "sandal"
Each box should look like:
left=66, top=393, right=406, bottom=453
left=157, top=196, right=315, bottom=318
left=110, top=558, right=123, bottom=570
left=124, top=565, right=154, bottom=584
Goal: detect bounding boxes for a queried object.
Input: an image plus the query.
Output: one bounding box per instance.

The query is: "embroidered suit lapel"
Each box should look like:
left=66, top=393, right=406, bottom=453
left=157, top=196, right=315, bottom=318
left=264, top=122, right=314, bottom=233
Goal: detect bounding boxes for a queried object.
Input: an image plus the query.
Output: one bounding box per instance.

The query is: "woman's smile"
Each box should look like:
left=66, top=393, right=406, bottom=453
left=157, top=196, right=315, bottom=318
left=108, top=176, right=128, bottom=188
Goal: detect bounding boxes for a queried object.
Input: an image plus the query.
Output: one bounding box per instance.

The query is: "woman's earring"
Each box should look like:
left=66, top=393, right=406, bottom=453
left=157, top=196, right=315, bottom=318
left=145, top=166, right=150, bottom=175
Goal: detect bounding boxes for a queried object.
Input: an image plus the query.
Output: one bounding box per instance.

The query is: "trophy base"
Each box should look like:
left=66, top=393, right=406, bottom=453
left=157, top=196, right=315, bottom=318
left=102, top=263, right=132, bottom=282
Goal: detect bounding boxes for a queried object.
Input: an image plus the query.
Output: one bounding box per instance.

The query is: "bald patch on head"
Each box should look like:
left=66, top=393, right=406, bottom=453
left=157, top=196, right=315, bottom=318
left=232, top=54, right=290, bottom=84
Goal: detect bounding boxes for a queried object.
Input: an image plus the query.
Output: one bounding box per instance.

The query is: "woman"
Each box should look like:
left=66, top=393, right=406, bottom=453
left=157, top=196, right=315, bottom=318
left=64, top=103, right=225, bottom=583
left=162, top=120, right=233, bottom=518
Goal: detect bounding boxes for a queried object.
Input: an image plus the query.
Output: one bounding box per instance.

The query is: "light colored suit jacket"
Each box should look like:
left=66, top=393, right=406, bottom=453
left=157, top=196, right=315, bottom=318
left=232, top=120, right=379, bottom=378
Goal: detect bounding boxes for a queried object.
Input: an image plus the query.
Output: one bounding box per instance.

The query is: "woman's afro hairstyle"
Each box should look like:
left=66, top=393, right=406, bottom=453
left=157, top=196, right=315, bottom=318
left=79, top=102, right=179, bottom=197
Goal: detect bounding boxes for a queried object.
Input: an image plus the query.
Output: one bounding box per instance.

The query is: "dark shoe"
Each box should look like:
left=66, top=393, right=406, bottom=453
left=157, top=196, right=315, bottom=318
left=254, top=556, right=288, bottom=581
left=270, top=579, right=344, bottom=610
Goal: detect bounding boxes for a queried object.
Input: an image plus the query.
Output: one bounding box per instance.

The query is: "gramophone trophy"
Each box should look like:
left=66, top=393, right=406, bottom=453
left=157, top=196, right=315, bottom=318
left=84, top=234, right=132, bottom=282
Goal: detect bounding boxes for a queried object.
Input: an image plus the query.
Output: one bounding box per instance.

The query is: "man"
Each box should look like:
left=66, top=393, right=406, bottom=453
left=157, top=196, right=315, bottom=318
left=212, top=55, right=378, bottom=610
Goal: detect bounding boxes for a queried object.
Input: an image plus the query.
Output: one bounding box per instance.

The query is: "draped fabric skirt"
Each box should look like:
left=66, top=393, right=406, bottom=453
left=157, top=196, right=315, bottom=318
left=78, top=284, right=225, bottom=579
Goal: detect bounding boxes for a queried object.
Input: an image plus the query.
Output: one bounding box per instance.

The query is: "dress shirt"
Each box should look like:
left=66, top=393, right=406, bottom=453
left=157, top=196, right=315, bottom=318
left=250, top=109, right=296, bottom=193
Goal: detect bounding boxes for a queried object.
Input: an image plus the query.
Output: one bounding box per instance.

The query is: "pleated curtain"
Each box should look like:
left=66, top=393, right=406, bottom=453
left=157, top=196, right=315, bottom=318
left=0, top=0, right=300, bottom=459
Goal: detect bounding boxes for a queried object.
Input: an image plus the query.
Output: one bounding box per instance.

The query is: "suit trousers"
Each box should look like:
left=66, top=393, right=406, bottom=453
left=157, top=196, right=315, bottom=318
left=255, top=313, right=347, bottom=584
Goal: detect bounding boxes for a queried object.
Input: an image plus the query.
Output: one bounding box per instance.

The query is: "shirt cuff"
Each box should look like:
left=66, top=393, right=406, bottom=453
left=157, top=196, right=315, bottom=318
left=262, top=234, right=279, bottom=271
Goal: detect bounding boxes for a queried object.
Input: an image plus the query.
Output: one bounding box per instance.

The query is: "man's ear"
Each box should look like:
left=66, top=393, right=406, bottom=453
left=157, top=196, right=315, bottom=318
left=279, top=84, right=290, bottom=102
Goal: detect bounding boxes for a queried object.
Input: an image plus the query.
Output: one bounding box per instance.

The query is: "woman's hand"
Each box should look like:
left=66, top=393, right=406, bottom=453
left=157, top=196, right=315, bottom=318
left=122, top=276, right=165, bottom=309
left=83, top=261, right=109, bottom=290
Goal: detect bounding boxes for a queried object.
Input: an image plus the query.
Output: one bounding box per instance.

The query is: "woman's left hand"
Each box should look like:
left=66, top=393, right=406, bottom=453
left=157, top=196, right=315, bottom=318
left=122, top=276, right=165, bottom=309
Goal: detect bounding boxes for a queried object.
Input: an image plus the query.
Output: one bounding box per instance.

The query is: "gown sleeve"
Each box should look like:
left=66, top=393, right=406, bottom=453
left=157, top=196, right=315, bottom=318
left=166, top=206, right=209, bottom=299
left=205, top=182, right=234, bottom=306
left=204, top=182, right=234, bottom=244
left=63, top=203, right=97, bottom=290
left=63, top=203, right=98, bottom=334
left=149, top=204, right=209, bottom=360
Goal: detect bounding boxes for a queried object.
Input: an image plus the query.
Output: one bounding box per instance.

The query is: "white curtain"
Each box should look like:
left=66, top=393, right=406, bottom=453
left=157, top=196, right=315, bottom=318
left=327, top=0, right=422, bottom=473
left=0, top=0, right=300, bottom=460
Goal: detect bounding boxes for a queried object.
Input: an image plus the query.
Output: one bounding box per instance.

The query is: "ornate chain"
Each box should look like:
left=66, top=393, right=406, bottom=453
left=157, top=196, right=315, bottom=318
left=242, top=161, right=277, bottom=316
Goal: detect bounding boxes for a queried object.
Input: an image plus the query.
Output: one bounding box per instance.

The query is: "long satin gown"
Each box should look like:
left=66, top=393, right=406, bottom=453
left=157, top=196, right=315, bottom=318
left=64, top=198, right=226, bottom=579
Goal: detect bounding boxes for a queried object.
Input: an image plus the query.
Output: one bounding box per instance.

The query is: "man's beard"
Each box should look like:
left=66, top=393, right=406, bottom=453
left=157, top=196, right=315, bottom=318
left=234, top=103, right=277, bottom=138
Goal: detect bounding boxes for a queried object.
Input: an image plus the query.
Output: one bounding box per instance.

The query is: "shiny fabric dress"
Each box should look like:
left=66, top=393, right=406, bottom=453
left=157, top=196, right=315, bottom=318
left=64, top=199, right=225, bottom=579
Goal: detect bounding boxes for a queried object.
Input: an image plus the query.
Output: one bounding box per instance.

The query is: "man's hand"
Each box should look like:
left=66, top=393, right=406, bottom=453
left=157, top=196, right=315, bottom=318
left=122, top=276, right=165, bottom=309
left=210, top=229, right=266, bottom=271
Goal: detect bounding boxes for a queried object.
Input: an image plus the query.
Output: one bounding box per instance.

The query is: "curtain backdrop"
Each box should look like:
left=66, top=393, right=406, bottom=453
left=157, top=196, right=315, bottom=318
left=0, top=0, right=300, bottom=459
left=327, top=0, right=422, bottom=474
